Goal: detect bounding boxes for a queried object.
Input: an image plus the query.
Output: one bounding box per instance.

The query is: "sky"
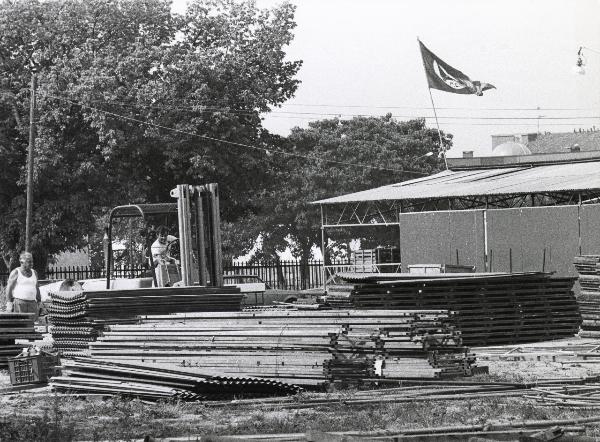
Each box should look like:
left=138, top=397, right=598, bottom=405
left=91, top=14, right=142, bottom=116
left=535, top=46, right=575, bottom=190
left=172, top=0, right=600, bottom=157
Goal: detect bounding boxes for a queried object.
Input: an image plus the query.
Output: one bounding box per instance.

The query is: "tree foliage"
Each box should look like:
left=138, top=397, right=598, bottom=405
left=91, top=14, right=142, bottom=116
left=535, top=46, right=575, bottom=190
left=0, top=0, right=301, bottom=272
left=254, top=115, right=451, bottom=263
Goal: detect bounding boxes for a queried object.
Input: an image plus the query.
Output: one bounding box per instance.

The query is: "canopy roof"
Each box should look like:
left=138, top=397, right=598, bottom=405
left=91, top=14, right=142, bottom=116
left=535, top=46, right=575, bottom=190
left=108, top=203, right=178, bottom=221
left=315, top=160, right=600, bottom=205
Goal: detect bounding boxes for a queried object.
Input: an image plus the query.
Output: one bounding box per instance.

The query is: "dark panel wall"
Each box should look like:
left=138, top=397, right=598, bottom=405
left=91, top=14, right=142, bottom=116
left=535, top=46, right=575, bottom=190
left=486, top=206, right=580, bottom=276
left=399, top=210, right=485, bottom=272
left=581, top=204, right=600, bottom=255
left=392, top=204, right=600, bottom=277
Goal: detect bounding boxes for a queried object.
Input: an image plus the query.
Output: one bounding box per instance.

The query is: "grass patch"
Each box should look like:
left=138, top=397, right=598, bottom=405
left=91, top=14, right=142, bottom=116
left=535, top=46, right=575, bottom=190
left=1, top=392, right=599, bottom=441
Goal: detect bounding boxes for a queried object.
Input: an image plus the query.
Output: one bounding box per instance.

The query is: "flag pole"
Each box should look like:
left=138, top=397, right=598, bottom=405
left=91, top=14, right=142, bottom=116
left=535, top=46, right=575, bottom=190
left=427, top=87, right=448, bottom=170
left=417, top=37, right=448, bottom=170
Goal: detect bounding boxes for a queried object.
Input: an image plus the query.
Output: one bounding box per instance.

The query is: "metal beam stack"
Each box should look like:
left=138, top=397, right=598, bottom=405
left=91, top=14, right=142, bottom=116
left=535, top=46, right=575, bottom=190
left=574, top=255, right=600, bottom=337
left=51, top=358, right=300, bottom=400
left=0, top=313, right=42, bottom=368
left=331, top=272, right=580, bottom=346
left=87, top=310, right=479, bottom=386
left=48, top=287, right=244, bottom=356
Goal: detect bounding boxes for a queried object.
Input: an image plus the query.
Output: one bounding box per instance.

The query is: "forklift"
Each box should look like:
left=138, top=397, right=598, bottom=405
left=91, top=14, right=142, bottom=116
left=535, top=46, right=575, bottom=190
left=104, top=184, right=224, bottom=290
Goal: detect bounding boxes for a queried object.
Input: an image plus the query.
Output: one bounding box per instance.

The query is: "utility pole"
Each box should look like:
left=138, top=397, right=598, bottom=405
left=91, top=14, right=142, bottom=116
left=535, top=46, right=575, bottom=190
left=25, top=73, right=36, bottom=252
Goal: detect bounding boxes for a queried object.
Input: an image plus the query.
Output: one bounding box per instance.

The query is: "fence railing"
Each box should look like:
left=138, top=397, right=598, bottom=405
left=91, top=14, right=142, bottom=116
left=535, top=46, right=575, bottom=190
left=0, top=260, right=333, bottom=291
left=224, top=260, right=326, bottom=290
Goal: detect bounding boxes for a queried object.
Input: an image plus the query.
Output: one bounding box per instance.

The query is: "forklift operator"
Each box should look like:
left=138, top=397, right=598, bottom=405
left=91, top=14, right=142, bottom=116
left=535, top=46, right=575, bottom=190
left=151, top=226, right=178, bottom=266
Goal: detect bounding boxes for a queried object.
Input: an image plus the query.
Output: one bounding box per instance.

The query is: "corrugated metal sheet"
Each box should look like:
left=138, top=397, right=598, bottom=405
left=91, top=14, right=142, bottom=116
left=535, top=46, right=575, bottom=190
left=315, top=161, right=600, bottom=204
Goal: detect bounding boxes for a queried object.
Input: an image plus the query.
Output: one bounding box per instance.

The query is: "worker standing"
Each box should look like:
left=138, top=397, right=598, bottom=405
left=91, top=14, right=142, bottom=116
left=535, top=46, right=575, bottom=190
left=5, top=252, right=41, bottom=319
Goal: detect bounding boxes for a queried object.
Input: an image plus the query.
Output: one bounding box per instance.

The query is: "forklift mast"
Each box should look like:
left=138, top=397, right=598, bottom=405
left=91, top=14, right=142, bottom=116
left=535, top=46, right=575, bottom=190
left=171, top=184, right=223, bottom=287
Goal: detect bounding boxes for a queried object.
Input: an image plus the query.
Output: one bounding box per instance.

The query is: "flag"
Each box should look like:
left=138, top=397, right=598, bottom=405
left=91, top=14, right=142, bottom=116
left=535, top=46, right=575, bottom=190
left=419, top=40, right=495, bottom=96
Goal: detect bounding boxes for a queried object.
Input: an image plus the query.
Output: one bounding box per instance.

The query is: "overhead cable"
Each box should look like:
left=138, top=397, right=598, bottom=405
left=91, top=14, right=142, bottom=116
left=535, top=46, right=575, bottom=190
left=44, top=94, right=431, bottom=176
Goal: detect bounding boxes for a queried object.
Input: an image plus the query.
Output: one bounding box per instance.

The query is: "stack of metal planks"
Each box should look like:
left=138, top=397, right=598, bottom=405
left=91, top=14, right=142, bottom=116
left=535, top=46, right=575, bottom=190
left=48, top=286, right=244, bottom=356
left=329, top=272, right=581, bottom=346
left=0, top=313, right=42, bottom=368
left=87, top=310, right=479, bottom=386
left=574, top=255, right=600, bottom=337
left=51, top=358, right=300, bottom=400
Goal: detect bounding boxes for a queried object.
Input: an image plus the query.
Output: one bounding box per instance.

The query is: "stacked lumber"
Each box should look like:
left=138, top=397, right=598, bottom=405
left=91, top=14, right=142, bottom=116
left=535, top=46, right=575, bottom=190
left=48, top=286, right=244, bottom=356
left=87, top=310, right=479, bottom=386
left=333, top=272, right=580, bottom=346
left=325, top=284, right=354, bottom=309
left=51, top=358, right=300, bottom=401
left=0, top=313, right=42, bottom=368
left=574, top=255, right=600, bottom=275
left=574, top=255, right=600, bottom=337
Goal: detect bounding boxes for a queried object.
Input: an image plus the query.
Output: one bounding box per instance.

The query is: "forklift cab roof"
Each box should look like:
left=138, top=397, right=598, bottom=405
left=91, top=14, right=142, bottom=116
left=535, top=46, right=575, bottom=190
left=108, top=203, right=178, bottom=223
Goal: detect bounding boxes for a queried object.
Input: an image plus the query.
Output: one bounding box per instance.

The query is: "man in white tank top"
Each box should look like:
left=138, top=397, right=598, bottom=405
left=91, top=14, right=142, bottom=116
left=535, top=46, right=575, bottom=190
left=5, top=252, right=41, bottom=319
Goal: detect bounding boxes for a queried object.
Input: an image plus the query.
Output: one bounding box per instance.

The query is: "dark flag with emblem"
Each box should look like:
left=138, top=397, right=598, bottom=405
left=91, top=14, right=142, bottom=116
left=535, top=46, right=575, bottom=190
left=419, top=40, right=495, bottom=96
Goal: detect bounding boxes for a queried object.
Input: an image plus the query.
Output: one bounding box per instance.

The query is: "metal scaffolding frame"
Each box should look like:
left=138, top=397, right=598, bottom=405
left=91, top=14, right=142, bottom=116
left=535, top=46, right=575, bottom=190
left=318, top=188, right=600, bottom=289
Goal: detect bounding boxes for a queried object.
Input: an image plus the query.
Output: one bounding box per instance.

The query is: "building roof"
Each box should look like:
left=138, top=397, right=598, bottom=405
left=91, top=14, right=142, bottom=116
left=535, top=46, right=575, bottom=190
left=314, top=160, right=600, bottom=204
left=526, top=130, right=600, bottom=154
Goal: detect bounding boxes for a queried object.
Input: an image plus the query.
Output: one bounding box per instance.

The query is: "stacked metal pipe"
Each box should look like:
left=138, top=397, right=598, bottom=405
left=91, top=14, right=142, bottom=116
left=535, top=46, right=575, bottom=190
left=574, top=255, right=600, bottom=337
left=48, top=286, right=244, bottom=355
left=331, top=272, right=581, bottom=346
left=51, top=358, right=301, bottom=400
left=0, top=313, right=42, bottom=368
left=87, top=310, right=480, bottom=386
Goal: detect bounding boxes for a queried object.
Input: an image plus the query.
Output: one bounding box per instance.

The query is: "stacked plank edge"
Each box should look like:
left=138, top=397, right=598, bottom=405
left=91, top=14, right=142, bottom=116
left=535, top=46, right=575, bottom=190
left=0, top=313, right=42, bottom=368
left=48, top=286, right=243, bottom=356
left=327, top=272, right=581, bottom=346
left=574, top=255, right=600, bottom=337
left=87, top=310, right=480, bottom=387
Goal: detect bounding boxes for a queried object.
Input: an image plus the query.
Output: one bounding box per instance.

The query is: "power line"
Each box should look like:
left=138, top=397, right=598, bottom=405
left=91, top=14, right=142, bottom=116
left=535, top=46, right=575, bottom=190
left=276, top=103, right=600, bottom=112
left=45, top=93, right=600, bottom=121
left=44, top=94, right=430, bottom=176
left=268, top=114, right=600, bottom=127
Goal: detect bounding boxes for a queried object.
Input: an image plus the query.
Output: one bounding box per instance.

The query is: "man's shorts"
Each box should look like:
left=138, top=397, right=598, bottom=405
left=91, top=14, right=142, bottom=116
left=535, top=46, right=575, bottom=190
left=13, top=299, right=39, bottom=320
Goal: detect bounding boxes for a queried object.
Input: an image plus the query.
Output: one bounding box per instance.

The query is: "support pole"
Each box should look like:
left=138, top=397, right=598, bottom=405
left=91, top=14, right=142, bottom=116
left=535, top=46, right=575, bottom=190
left=397, top=205, right=403, bottom=272
left=106, top=223, right=113, bottom=290
left=320, top=205, right=327, bottom=292
left=483, top=209, right=489, bottom=272
left=25, top=73, right=37, bottom=252
left=578, top=193, right=583, bottom=255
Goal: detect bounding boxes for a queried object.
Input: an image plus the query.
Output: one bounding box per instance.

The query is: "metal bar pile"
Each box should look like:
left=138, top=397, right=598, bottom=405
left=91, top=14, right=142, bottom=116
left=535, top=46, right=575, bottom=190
left=328, top=272, right=581, bottom=346
left=50, top=358, right=301, bottom=401
left=86, top=310, right=479, bottom=386
left=0, top=313, right=42, bottom=368
left=527, top=383, right=600, bottom=408
left=47, top=286, right=244, bottom=356
left=206, top=375, right=600, bottom=409
left=190, top=417, right=595, bottom=441
left=575, top=255, right=600, bottom=338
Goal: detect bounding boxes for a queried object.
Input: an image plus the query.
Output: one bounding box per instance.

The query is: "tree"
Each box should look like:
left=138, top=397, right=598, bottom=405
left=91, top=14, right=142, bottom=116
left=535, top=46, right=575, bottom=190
left=253, top=115, right=451, bottom=286
left=0, top=0, right=301, bottom=273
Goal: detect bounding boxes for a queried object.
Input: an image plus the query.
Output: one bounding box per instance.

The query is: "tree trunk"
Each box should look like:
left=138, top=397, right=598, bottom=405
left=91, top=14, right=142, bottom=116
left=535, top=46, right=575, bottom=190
left=275, top=257, right=286, bottom=289
left=32, top=246, right=48, bottom=279
left=299, top=244, right=312, bottom=291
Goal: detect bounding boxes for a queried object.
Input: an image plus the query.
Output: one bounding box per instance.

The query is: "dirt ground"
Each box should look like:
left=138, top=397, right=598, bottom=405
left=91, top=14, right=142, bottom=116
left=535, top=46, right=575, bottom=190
left=1, top=337, right=600, bottom=441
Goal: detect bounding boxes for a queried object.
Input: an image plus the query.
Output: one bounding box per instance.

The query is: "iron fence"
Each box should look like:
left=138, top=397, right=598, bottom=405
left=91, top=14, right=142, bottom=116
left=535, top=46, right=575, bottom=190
left=0, top=260, right=331, bottom=291
left=223, top=260, right=327, bottom=290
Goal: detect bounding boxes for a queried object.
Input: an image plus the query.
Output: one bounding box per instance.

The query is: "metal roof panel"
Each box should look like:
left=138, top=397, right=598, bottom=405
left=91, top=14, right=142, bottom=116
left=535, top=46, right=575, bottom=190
left=315, top=161, right=600, bottom=204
